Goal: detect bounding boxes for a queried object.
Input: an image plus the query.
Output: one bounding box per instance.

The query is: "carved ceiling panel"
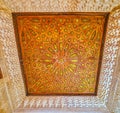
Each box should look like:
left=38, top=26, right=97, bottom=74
left=0, top=0, right=120, bottom=112
left=13, top=13, right=108, bottom=95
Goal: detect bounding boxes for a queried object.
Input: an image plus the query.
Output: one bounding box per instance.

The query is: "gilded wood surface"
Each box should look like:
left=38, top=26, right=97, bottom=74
left=13, top=13, right=108, bottom=95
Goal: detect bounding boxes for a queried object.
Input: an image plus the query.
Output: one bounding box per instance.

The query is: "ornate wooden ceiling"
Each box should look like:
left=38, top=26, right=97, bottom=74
left=12, top=13, right=109, bottom=95
left=0, top=68, right=3, bottom=79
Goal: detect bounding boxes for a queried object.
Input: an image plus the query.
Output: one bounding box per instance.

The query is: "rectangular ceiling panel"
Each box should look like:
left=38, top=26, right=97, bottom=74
left=12, top=12, right=109, bottom=95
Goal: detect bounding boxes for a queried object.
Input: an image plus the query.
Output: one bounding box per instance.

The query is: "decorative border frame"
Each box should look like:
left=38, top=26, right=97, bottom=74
left=0, top=68, right=3, bottom=79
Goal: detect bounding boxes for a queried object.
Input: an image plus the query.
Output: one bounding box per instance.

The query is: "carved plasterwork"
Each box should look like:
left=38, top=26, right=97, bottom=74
left=0, top=0, right=120, bottom=113
left=2, top=0, right=120, bottom=12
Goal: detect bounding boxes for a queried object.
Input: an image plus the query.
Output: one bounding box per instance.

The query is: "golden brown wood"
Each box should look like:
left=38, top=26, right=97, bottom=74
left=12, top=12, right=109, bottom=96
left=0, top=68, right=3, bottom=79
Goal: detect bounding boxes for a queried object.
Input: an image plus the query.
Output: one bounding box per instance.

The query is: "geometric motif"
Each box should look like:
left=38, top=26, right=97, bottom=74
left=12, top=13, right=109, bottom=95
